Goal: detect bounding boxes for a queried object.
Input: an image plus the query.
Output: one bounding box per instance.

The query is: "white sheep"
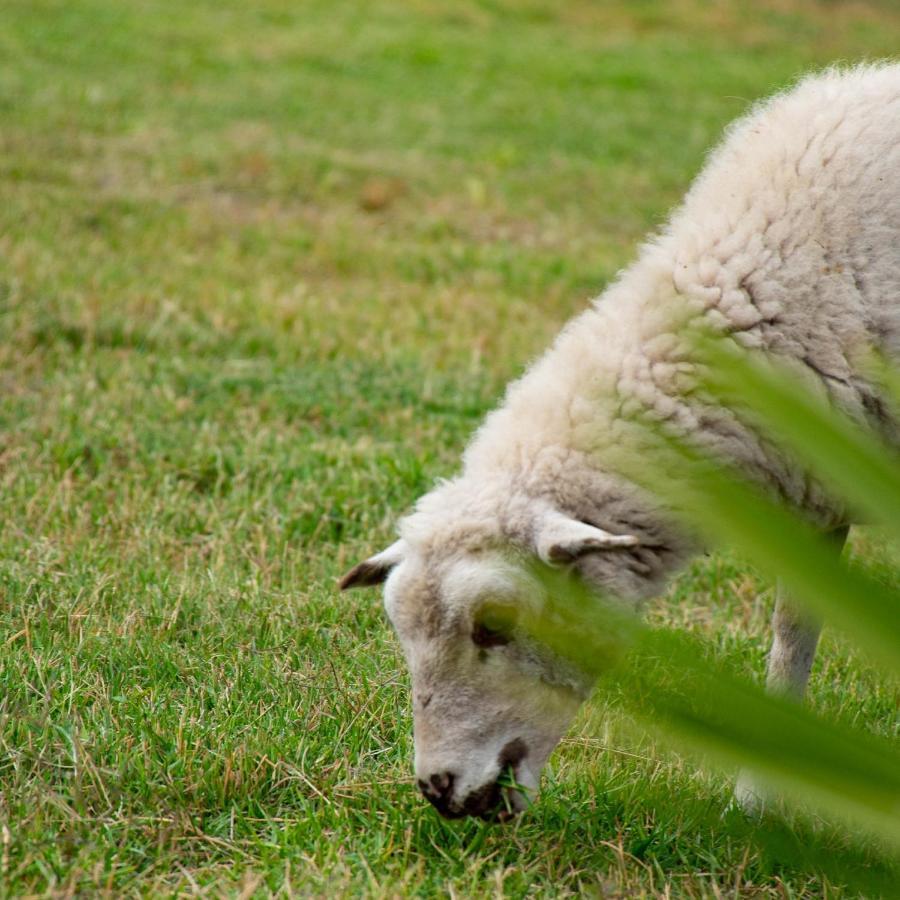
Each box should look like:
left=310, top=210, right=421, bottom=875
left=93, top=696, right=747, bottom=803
left=341, top=64, right=900, bottom=820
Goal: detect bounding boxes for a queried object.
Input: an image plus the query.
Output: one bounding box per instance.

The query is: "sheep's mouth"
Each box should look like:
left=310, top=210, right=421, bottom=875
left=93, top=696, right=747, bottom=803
left=436, top=763, right=531, bottom=822
left=487, top=763, right=531, bottom=823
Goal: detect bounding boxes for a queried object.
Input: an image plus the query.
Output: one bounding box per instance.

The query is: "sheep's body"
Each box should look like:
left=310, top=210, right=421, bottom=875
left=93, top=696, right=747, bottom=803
left=343, top=66, right=900, bottom=820
left=404, top=63, right=900, bottom=601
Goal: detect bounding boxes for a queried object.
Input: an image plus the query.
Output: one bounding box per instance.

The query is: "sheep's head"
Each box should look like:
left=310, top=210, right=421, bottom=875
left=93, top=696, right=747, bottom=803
left=339, top=505, right=641, bottom=821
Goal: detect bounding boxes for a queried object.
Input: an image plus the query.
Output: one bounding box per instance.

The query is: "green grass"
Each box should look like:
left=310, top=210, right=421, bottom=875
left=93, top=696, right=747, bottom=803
left=1, top=0, right=899, bottom=894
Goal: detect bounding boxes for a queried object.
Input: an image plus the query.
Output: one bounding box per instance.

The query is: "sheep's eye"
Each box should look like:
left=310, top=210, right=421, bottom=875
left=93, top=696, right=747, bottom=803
left=471, top=608, right=515, bottom=648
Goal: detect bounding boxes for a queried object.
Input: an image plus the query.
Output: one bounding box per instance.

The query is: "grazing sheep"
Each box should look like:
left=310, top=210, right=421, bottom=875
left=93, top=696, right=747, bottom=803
left=340, top=64, right=900, bottom=821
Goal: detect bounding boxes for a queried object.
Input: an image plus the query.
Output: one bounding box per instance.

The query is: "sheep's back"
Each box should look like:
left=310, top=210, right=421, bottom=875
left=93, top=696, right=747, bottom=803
left=669, top=64, right=900, bottom=369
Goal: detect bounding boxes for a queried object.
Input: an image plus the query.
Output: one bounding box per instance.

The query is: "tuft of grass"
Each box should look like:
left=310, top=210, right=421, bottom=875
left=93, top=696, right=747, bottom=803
left=1, top=0, right=899, bottom=894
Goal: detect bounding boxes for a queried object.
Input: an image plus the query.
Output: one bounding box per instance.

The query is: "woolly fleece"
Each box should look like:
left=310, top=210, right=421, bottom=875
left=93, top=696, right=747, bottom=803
left=400, top=64, right=900, bottom=603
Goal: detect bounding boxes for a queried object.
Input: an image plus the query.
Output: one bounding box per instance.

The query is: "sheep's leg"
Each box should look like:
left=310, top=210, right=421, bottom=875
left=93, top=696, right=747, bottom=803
left=734, top=526, right=849, bottom=814
left=766, top=525, right=849, bottom=697
left=764, top=586, right=825, bottom=697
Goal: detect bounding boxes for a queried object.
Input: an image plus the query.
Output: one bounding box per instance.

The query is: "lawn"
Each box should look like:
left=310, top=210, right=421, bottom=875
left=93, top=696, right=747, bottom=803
left=1, top=0, right=899, bottom=895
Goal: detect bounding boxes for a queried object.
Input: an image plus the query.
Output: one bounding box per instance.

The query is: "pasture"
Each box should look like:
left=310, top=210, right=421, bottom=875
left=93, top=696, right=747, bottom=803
left=1, top=0, right=899, bottom=895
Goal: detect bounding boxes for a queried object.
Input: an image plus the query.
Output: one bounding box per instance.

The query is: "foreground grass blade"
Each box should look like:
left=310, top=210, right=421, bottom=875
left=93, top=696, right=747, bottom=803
left=720, top=794, right=900, bottom=895
left=622, top=434, right=900, bottom=674
left=698, top=341, right=900, bottom=540
left=526, top=565, right=900, bottom=850
left=623, top=630, right=900, bottom=847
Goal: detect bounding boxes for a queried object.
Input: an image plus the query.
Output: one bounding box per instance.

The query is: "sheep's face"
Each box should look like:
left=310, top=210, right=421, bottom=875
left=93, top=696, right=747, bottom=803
left=339, top=513, right=639, bottom=821
left=388, top=548, right=588, bottom=820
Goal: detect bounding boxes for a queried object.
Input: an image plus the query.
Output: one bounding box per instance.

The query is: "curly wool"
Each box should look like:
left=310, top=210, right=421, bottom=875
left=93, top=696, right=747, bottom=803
left=401, top=64, right=900, bottom=601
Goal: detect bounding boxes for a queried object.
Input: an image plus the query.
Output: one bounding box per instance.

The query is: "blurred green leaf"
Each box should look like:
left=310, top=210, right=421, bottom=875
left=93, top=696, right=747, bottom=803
left=698, top=339, right=900, bottom=540
left=530, top=341, right=900, bottom=881
left=526, top=564, right=900, bottom=852
left=624, top=630, right=900, bottom=846
left=617, top=429, right=900, bottom=674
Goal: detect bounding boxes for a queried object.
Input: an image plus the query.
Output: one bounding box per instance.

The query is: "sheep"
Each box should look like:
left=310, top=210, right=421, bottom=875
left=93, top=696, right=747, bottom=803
left=340, top=64, right=900, bottom=821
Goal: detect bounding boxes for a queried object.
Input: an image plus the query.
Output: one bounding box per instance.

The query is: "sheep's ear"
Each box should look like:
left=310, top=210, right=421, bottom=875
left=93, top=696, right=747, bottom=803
left=535, top=511, right=639, bottom=564
left=339, top=540, right=406, bottom=590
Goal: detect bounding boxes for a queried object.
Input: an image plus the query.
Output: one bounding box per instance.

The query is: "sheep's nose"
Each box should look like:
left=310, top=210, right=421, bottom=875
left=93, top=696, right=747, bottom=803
left=417, top=771, right=456, bottom=814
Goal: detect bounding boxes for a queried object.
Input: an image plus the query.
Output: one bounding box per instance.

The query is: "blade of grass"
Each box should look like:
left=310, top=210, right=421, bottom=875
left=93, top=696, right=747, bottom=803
left=619, top=432, right=900, bottom=674
left=523, top=564, right=900, bottom=848
left=621, top=629, right=900, bottom=846
left=698, top=340, right=900, bottom=539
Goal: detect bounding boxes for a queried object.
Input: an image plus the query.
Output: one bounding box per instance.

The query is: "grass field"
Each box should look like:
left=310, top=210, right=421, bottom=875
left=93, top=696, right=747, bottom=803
left=1, top=0, right=899, bottom=895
